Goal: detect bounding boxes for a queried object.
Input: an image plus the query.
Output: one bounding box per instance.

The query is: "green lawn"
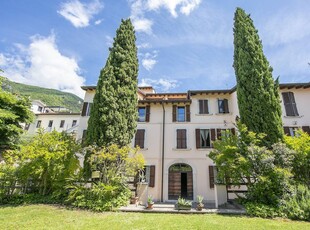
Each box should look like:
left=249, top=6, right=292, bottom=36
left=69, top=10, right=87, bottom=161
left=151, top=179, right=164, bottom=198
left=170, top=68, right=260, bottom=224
left=0, top=205, right=309, bottom=230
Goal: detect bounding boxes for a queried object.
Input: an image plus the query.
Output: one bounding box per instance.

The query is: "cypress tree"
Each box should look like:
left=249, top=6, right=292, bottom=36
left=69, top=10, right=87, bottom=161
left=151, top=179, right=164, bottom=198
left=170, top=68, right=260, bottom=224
left=233, top=8, right=283, bottom=146
left=86, top=19, right=138, bottom=147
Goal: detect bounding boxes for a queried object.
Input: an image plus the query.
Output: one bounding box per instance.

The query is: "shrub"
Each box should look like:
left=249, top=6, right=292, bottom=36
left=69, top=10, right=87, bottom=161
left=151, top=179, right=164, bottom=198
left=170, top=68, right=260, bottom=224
left=284, top=130, right=310, bottom=187
left=281, top=185, right=310, bottom=221
left=66, top=182, right=131, bottom=211
left=0, top=130, right=81, bottom=203
left=245, top=202, right=280, bottom=218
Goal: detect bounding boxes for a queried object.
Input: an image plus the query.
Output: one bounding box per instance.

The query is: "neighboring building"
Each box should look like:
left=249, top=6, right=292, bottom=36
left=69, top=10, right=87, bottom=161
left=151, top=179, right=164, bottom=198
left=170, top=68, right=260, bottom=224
left=26, top=101, right=81, bottom=135
left=76, top=82, right=310, bottom=205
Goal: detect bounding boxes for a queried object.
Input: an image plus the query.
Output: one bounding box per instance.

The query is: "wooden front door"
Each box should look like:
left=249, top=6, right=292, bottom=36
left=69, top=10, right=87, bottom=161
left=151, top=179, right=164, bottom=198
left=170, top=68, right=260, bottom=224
left=168, top=164, right=193, bottom=200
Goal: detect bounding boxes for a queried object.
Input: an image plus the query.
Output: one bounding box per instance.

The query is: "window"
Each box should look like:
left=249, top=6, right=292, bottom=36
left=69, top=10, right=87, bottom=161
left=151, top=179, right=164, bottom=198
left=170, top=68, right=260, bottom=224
left=139, top=165, right=155, bottom=187
left=138, top=107, right=146, bottom=122
left=60, top=120, right=65, bottom=128
left=284, top=127, right=298, bottom=137
left=198, top=100, right=209, bottom=114
left=177, top=107, right=185, bottom=122
left=48, top=120, right=53, bottom=128
left=216, top=128, right=236, bottom=140
left=176, top=129, right=187, bottom=149
left=196, top=129, right=216, bottom=148
left=282, top=92, right=299, bottom=116
left=37, top=106, right=43, bottom=112
left=36, top=120, right=42, bottom=128
left=200, top=129, right=211, bottom=148
left=173, top=105, right=190, bottom=122
left=72, top=120, right=77, bottom=127
left=135, top=129, right=145, bottom=148
left=81, top=102, right=92, bottom=116
left=218, top=99, right=229, bottom=114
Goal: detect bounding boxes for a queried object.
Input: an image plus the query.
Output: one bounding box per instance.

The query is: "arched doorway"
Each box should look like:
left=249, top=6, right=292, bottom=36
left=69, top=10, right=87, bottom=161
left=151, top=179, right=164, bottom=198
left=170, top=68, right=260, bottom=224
left=168, top=163, right=193, bottom=200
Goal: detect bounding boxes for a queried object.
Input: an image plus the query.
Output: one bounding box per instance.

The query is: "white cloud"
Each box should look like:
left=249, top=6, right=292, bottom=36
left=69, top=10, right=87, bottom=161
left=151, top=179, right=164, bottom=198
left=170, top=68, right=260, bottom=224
left=129, top=0, right=201, bottom=33
left=141, top=50, right=158, bottom=70
left=58, top=0, right=103, bottom=28
left=137, top=42, right=151, bottom=49
left=146, top=0, right=201, bottom=18
left=140, top=78, right=178, bottom=91
left=142, top=59, right=157, bottom=71
left=0, top=34, right=85, bottom=97
left=132, top=18, right=153, bottom=34
left=94, top=19, right=103, bottom=25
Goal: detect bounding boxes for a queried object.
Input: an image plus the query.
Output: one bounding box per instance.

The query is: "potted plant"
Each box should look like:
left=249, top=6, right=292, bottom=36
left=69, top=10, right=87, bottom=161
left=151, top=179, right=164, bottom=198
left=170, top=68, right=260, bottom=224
left=147, top=195, right=154, bottom=209
left=175, top=197, right=192, bottom=210
left=196, top=195, right=204, bottom=211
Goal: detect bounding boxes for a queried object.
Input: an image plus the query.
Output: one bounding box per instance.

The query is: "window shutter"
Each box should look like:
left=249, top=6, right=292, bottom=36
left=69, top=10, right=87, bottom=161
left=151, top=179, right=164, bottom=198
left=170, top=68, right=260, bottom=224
left=210, top=129, right=216, bottom=147
left=282, top=92, right=299, bottom=116
left=135, top=129, right=145, bottom=148
left=199, top=100, right=203, bottom=114
left=283, top=127, right=290, bottom=135
left=196, top=129, right=200, bottom=148
left=223, top=99, right=229, bottom=113
left=186, top=105, right=190, bottom=122
left=145, top=105, right=150, bottom=122
left=216, top=129, right=222, bottom=140
left=149, top=165, right=155, bottom=187
left=177, top=129, right=186, bottom=149
left=204, top=100, right=209, bottom=114
left=209, top=166, right=215, bottom=189
left=231, top=128, right=236, bottom=135
left=289, top=92, right=299, bottom=116
left=81, top=102, right=88, bottom=116
left=302, top=126, right=310, bottom=135
left=211, top=129, right=216, bottom=141
left=172, top=105, right=177, bottom=122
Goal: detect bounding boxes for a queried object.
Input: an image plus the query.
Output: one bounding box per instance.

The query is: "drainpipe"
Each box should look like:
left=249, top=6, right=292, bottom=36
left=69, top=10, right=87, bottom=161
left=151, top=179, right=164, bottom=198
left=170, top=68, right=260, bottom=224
left=161, top=101, right=165, bottom=202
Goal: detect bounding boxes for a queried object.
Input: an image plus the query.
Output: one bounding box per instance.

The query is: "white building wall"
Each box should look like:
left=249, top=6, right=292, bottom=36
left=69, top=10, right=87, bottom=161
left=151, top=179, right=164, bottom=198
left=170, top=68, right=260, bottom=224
left=27, top=113, right=81, bottom=135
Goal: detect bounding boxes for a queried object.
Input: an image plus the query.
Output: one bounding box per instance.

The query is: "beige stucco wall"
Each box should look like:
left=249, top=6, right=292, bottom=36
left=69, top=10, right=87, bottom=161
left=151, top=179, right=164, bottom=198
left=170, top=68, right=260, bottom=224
left=280, top=88, right=310, bottom=127
left=76, top=86, right=310, bottom=203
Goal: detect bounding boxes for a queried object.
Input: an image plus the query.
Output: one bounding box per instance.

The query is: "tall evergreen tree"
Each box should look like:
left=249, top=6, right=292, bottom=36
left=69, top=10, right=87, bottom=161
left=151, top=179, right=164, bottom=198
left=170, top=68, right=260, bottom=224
left=233, top=8, right=283, bottom=146
left=86, top=19, right=138, bottom=147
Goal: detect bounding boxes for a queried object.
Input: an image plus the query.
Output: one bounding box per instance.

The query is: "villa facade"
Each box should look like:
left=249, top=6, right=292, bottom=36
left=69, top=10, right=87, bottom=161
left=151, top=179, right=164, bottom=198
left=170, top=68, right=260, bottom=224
left=75, top=83, right=310, bottom=204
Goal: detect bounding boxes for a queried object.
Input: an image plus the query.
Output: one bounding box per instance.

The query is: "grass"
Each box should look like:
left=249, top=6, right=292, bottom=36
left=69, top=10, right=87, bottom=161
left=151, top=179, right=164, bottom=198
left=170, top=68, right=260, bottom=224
left=0, top=205, right=309, bottom=230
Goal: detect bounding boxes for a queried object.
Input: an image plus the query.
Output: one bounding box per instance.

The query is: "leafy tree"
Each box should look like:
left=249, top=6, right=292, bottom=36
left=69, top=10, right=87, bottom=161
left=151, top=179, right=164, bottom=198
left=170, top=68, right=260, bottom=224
left=1, top=130, right=81, bottom=197
left=0, top=71, right=34, bottom=154
left=285, top=130, right=310, bottom=187
left=87, top=144, right=145, bottom=185
left=210, top=123, right=293, bottom=206
left=67, top=144, right=144, bottom=211
left=86, top=19, right=138, bottom=147
left=233, top=8, right=283, bottom=146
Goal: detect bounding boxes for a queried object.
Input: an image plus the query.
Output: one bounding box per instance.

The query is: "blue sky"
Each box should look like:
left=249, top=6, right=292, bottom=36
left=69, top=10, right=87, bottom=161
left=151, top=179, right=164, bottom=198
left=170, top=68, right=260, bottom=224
left=0, top=0, right=309, bottom=98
